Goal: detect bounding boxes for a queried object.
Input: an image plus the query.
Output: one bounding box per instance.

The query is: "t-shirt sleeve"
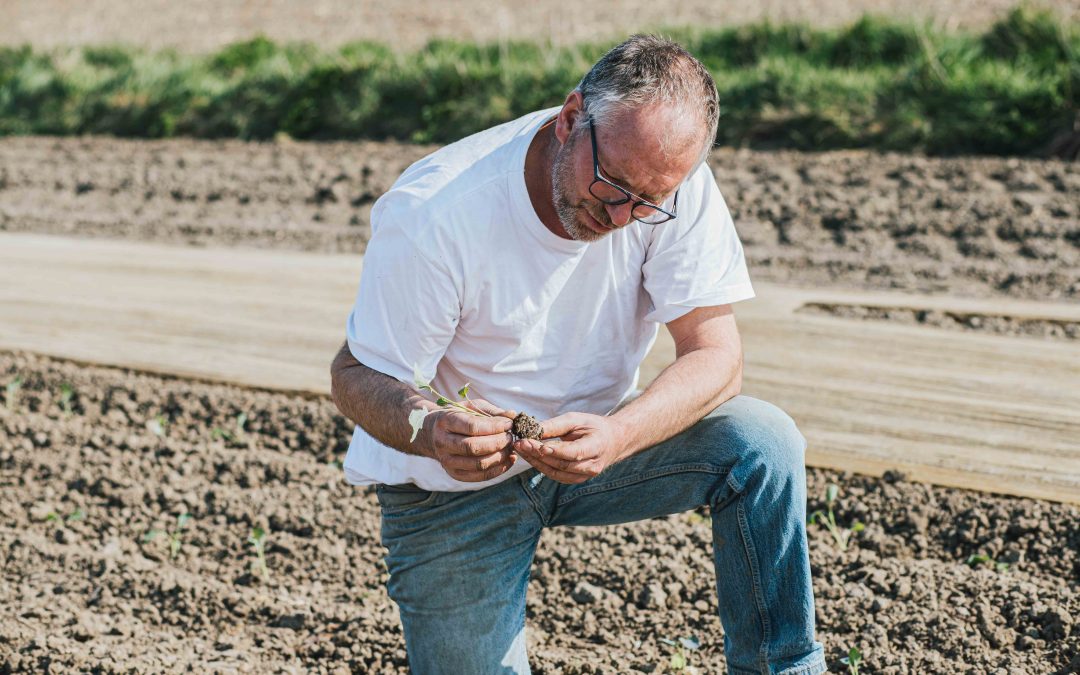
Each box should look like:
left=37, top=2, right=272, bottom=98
left=641, top=163, right=755, bottom=324
left=345, top=203, right=460, bottom=385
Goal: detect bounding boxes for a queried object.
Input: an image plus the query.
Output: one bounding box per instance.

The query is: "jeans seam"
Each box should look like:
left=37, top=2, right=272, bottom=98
left=555, top=463, right=729, bottom=508
left=735, top=492, right=772, bottom=674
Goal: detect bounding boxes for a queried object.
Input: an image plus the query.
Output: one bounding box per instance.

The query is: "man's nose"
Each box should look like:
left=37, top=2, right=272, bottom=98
left=604, top=201, right=634, bottom=227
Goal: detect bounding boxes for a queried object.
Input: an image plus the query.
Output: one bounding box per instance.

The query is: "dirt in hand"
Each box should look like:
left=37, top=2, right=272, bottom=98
left=512, top=412, right=543, bottom=440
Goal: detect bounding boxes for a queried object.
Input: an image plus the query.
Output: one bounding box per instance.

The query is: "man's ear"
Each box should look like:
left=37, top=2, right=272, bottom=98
left=554, top=91, right=585, bottom=145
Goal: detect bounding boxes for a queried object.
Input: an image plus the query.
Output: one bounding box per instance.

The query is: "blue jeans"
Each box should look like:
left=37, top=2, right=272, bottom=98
left=375, top=395, right=827, bottom=674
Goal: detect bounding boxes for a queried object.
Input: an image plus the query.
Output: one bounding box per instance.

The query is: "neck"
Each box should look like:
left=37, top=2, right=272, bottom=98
left=524, top=118, right=570, bottom=239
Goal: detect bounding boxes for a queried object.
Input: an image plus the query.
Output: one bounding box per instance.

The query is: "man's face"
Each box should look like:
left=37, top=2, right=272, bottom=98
left=550, top=104, right=700, bottom=243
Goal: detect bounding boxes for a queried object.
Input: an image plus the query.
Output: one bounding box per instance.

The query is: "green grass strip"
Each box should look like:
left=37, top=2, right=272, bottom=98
left=0, top=6, right=1076, bottom=156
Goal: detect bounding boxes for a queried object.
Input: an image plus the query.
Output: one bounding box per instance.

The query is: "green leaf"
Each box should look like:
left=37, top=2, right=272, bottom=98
left=408, top=408, right=430, bottom=443
left=436, top=397, right=451, bottom=406
left=176, top=513, right=192, bottom=529
left=967, top=553, right=989, bottom=565
left=45, top=512, right=59, bottom=522
left=670, top=650, right=687, bottom=670
left=412, top=362, right=431, bottom=390
left=457, top=382, right=470, bottom=398
left=143, top=529, right=162, bottom=543
left=851, top=521, right=865, bottom=532
left=236, top=413, right=248, bottom=433
left=66, top=508, right=86, bottom=522
left=825, top=483, right=839, bottom=504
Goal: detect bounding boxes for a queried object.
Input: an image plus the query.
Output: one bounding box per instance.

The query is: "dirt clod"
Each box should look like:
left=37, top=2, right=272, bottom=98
left=512, top=412, right=543, bottom=440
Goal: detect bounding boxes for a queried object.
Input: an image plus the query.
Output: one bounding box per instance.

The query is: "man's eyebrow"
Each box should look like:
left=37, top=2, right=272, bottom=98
left=599, top=163, right=664, bottom=202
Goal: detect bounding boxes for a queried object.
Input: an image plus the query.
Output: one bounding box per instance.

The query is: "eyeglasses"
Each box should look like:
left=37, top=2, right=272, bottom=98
left=587, top=117, right=678, bottom=225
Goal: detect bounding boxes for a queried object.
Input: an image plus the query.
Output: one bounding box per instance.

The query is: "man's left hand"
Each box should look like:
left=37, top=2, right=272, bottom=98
left=512, top=412, right=627, bottom=484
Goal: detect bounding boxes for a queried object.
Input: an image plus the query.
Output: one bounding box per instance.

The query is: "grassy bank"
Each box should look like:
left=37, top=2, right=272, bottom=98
left=0, top=6, right=1076, bottom=156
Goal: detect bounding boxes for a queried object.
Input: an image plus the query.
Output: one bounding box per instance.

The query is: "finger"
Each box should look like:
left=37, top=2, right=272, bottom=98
left=442, top=447, right=515, bottom=473
left=447, top=452, right=518, bottom=482
left=536, top=412, right=586, bottom=440
left=517, top=453, right=590, bottom=484
left=442, top=410, right=513, bottom=436
left=453, top=430, right=515, bottom=457
left=468, top=398, right=518, bottom=421
left=515, top=437, right=592, bottom=464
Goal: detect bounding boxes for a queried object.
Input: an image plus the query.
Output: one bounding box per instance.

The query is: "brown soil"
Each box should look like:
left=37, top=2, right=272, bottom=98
left=5, top=0, right=1076, bottom=52
left=799, top=303, right=1080, bottom=341
left=2, top=351, right=1078, bottom=674
left=1, top=137, right=1078, bottom=304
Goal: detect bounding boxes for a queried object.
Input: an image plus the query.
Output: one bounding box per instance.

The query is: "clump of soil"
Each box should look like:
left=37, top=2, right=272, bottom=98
left=2, top=350, right=1078, bottom=673
left=512, top=412, right=543, bottom=440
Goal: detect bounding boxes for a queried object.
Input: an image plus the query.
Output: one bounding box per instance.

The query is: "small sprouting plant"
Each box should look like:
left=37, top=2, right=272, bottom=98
left=144, top=512, right=192, bottom=559
left=407, top=363, right=494, bottom=442
left=146, top=415, right=168, bottom=437
left=59, top=383, right=75, bottom=416
left=408, top=362, right=541, bottom=443
left=211, top=412, right=248, bottom=442
left=44, top=507, right=86, bottom=525
left=841, top=646, right=862, bottom=674
left=967, top=552, right=1010, bottom=572
left=5, top=377, right=22, bottom=411
left=249, top=526, right=269, bottom=580
left=809, top=483, right=864, bottom=551
left=660, top=636, right=700, bottom=671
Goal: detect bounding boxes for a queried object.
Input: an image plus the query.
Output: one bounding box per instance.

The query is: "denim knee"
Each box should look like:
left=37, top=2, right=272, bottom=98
left=703, top=396, right=807, bottom=494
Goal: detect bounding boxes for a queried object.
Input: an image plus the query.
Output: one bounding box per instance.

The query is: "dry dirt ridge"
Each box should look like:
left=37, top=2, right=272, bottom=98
left=4, top=0, right=1078, bottom=52
left=1, top=351, right=1078, bottom=674
left=1, top=137, right=1077, bottom=306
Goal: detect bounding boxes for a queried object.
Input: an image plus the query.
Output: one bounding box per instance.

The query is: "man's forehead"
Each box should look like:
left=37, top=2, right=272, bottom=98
left=593, top=104, right=701, bottom=196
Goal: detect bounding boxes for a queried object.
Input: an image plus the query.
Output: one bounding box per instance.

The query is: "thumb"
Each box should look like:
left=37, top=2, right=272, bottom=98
left=537, top=412, right=582, bottom=439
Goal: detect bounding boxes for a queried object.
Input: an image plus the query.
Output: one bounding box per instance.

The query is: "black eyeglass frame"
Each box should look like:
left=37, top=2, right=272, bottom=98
left=587, top=117, right=679, bottom=225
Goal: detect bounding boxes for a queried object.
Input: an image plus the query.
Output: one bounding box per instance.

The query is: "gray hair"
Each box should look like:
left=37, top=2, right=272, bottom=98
left=575, top=34, right=719, bottom=166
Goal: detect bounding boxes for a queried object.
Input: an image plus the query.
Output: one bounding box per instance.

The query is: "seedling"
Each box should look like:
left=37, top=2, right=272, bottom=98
left=841, top=646, right=862, bottom=674
left=809, top=483, right=864, bottom=551
left=408, top=362, right=541, bottom=443
left=59, top=384, right=75, bottom=416
left=144, top=512, right=192, bottom=559
left=967, top=553, right=1010, bottom=572
left=211, top=412, right=248, bottom=442
left=660, top=636, right=700, bottom=672
left=44, top=507, right=86, bottom=525
left=249, top=526, right=270, bottom=580
left=5, top=377, right=22, bottom=411
left=146, top=415, right=168, bottom=437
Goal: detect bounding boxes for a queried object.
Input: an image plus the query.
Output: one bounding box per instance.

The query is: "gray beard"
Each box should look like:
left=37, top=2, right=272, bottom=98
left=550, top=141, right=606, bottom=243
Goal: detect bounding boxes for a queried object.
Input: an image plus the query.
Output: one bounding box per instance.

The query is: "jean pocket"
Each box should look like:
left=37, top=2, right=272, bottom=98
left=376, top=483, right=440, bottom=514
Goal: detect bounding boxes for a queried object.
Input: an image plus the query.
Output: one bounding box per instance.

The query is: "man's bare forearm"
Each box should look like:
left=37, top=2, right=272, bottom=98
left=608, top=346, right=742, bottom=461
left=329, top=342, right=437, bottom=458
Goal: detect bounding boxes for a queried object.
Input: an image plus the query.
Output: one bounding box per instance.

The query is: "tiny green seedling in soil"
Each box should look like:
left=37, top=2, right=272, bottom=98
left=143, top=512, right=192, bottom=559
left=249, top=526, right=270, bottom=580
left=211, top=412, right=248, bottom=442
left=967, top=552, right=1010, bottom=572
left=146, top=415, right=168, bottom=437
left=44, top=507, right=86, bottom=525
left=841, top=646, right=862, bottom=674
left=59, top=383, right=75, bottom=416
left=660, top=636, right=700, bottom=672
left=408, top=362, right=542, bottom=443
left=809, top=483, right=864, bottom=551
left=5, top=377, right=22, bottom=411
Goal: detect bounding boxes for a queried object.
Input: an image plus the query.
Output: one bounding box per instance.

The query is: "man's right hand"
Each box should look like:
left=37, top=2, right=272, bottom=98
left=420, top=399, right=518, bottom=482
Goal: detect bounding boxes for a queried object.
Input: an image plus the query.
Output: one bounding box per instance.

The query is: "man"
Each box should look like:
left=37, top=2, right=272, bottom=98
left=330, top=35, right=826, bottom=675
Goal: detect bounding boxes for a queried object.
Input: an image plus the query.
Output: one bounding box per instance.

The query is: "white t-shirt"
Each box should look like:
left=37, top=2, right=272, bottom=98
left=342, top=106, right=755, bottom=491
